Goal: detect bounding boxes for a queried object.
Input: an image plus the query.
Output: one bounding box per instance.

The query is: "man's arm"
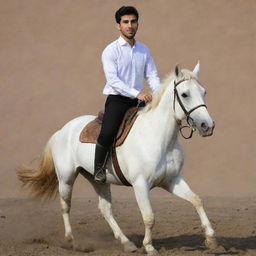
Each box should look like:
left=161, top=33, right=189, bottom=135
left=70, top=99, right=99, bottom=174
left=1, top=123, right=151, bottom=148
left=144, top=50, right=161, bottom=92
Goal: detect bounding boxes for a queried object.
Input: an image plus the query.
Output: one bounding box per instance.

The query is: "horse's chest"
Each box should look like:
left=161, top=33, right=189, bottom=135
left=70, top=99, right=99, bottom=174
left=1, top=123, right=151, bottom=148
left=154, top=150, right=183, bottom=181
left=166, top=150, right=184, bottom=177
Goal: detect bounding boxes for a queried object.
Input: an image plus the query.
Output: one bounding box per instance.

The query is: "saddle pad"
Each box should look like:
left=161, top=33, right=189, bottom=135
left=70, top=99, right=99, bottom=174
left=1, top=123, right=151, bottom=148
left=79, top=118, right=101, bottom=144
left=79, top=107, right=138, bottom=147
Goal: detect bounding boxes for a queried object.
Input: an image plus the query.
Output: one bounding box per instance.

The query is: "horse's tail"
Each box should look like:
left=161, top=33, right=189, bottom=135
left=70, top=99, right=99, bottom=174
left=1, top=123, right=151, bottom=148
left=17, top=136, right=58, bottom=200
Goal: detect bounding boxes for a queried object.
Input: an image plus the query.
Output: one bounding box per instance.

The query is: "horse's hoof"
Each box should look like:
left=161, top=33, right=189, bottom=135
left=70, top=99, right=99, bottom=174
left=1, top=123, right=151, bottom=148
left=123, top=241, right=137, bottom=252
left=147, top=249, right=161, bottom=256
left=61, top=239, right=74, bottom=250
left=205, top=236, right=218, bottom=249
left=73, top=243, right=94, bottom=253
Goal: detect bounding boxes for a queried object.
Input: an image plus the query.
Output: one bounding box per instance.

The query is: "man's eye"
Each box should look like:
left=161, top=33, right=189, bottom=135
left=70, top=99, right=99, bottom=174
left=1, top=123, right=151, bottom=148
left=181, top=93, right=188, bottom=98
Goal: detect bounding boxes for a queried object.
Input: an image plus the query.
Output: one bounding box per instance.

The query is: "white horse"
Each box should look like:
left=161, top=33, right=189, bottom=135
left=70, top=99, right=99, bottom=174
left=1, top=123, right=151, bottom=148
left=18, top=62, right=216, bottom=256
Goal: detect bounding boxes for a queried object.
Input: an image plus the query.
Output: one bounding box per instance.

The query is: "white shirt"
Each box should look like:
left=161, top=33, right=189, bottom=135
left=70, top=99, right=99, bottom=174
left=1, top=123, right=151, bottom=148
left=102, top=36, right=160, bottom=98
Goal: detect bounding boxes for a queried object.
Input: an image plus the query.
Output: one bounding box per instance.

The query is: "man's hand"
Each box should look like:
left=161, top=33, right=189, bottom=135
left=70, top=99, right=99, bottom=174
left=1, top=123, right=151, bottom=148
left=136, top=92, right=152, bottom=103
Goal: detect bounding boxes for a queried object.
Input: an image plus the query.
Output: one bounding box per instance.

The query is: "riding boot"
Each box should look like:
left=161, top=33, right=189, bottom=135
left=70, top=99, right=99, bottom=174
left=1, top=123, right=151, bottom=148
left=94, top=142, right=109, bottom=183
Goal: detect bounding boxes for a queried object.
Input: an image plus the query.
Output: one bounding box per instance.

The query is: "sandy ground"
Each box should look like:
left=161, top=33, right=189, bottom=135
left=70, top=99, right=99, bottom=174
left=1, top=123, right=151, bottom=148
left=0, top=191, right=255, bottom=256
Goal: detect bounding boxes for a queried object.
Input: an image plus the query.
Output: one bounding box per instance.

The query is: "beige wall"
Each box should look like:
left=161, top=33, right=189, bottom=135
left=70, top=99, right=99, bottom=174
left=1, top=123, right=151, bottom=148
left=1, top=0, right=255, bottom=197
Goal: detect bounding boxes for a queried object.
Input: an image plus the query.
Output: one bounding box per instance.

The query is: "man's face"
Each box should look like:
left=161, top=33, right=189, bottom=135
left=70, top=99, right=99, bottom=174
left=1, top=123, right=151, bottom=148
left=117, top=14, right=138, bottom=40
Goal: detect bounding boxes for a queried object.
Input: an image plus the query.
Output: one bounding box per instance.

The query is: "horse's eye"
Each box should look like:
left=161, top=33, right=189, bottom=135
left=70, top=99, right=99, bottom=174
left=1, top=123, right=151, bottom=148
left=181, top=93, right=188, bottom=98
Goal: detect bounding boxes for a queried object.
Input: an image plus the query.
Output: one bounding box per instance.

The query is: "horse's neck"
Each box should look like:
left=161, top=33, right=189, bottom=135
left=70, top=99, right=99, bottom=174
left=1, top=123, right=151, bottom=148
left=139, top=83, right=179, bottom=151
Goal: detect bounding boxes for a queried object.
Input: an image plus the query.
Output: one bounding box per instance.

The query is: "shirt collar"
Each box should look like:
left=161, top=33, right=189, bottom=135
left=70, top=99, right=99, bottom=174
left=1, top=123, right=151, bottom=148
left=118, top=36, right=136, bottom=48
left=118, top=36, right=127, bottom=46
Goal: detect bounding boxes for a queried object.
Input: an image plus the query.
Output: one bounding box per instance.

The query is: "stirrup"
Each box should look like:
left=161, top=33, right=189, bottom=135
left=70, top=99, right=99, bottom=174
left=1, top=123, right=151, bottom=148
left=94, top=168, right=106, bottom=183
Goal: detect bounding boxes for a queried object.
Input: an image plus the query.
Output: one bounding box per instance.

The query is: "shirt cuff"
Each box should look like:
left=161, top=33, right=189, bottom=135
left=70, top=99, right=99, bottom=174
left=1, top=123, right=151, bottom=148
left=128, top=88, right=140, bottom=98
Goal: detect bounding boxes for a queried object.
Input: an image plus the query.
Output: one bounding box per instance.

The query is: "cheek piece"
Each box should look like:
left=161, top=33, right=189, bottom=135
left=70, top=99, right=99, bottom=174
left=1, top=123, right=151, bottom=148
left=173, top=78, right=207, bottom=139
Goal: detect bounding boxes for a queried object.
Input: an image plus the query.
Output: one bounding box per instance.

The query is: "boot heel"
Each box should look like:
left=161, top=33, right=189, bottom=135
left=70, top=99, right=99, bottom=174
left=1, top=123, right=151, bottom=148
left=94, top=169, right=106, bottom=183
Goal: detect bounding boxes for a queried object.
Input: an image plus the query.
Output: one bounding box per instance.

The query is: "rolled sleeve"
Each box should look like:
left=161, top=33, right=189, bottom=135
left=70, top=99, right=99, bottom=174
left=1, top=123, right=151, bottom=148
left=144, top=51, right=160, bottom=92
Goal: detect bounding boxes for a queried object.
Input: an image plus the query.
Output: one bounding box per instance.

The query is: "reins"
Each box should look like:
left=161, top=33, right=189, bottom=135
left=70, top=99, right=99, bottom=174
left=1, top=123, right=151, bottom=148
left=173, top=78, right=207, bottom=139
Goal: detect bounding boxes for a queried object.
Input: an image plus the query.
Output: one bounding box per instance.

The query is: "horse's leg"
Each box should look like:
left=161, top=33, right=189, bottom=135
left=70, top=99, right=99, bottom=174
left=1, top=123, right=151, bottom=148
left=133, top=178, right=159, bottom=256
left=58, top=171, right=77, bottom=249
left=89, top=180, right=137, bottom=252
left=163, top=175, right=217, bottom=249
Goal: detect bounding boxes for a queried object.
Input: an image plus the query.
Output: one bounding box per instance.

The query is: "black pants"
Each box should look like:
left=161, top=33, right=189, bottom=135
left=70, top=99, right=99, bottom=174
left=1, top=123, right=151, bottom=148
left=97, top=95, right=138, bottom=147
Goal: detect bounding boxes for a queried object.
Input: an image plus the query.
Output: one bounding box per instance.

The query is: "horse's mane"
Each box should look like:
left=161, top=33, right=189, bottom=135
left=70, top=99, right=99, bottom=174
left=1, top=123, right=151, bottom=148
left=139, top=68, right=196, bottom=114
left=145, top=71, right=175, bottom=112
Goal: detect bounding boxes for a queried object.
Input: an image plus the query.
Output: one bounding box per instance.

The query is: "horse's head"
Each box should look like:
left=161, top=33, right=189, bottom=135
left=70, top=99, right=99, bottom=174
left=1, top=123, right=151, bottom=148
left=173, top=61, right=215, bottom=138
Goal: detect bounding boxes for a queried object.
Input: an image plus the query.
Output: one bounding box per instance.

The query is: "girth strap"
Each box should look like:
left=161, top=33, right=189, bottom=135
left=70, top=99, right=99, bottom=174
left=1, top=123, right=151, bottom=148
left=112, top=147, right=132, bottom=187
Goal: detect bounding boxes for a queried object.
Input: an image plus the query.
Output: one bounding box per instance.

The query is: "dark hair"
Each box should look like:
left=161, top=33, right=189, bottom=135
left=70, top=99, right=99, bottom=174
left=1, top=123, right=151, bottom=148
left=115, top=6, right=139, bottom=24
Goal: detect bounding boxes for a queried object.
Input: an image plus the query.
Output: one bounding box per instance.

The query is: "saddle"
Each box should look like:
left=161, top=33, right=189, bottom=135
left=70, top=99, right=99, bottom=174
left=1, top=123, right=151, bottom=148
left=79, top=107, right=138, bottom=147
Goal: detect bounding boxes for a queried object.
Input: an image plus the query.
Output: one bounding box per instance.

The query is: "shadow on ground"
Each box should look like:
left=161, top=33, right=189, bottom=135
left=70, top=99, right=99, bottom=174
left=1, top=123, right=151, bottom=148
left=129, top=234, right=256, bottom=253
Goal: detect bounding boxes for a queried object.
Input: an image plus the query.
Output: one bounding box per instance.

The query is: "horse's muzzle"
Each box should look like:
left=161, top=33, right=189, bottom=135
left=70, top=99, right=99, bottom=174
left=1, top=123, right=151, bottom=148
left=201, top=121, right=215, bottom=137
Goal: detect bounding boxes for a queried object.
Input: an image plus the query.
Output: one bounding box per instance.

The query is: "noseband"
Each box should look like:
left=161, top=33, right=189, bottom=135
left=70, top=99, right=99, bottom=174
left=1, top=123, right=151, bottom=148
left=173, top=78, right=207, bottom=139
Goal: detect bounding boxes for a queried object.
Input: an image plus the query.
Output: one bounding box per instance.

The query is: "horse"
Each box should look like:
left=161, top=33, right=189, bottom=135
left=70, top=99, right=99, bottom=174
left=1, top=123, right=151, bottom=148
left=18, top=62, right=216, bottom=256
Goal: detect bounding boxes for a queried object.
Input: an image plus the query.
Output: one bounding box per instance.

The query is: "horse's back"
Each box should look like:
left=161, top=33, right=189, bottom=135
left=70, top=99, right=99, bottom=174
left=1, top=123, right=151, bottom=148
left=56, top=114, right=93, bottom=140
left=60, top=115, right=96, bottom=133
left=51, top=115, right=96, bottom=169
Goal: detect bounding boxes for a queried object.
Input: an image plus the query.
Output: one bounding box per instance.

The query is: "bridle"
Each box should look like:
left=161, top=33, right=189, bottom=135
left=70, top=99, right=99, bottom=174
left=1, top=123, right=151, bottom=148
left=173, top=77, right=207, bottom=139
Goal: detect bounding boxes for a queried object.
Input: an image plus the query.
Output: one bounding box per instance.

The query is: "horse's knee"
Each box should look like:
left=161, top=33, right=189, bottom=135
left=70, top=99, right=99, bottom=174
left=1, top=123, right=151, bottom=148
left=98, top=197, right=111, bottom=217
left=60, top=197, right=71, bottom=214
left=191, top=194, right=202, bottom=208
left=143, top=213, right=155, bottom=228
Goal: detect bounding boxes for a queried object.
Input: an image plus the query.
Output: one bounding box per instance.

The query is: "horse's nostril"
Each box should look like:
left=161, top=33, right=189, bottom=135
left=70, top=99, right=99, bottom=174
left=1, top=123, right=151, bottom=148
left=201, top=122, right=208, bottom=131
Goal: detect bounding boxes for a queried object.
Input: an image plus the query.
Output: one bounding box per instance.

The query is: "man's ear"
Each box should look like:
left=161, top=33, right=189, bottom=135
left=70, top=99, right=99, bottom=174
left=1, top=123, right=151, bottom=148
left=116, top=23, right=121, bottom=31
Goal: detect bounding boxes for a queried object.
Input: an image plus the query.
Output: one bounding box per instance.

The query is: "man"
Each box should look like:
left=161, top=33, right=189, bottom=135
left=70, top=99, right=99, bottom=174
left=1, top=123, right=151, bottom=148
left=94, top=6, right=160, bottom=183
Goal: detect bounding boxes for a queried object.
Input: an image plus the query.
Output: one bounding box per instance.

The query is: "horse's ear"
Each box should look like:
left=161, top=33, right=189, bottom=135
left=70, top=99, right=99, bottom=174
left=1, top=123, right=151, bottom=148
left=175, top=65, right=179, bottom=77
left=193, top=60, right=200, bottom=78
